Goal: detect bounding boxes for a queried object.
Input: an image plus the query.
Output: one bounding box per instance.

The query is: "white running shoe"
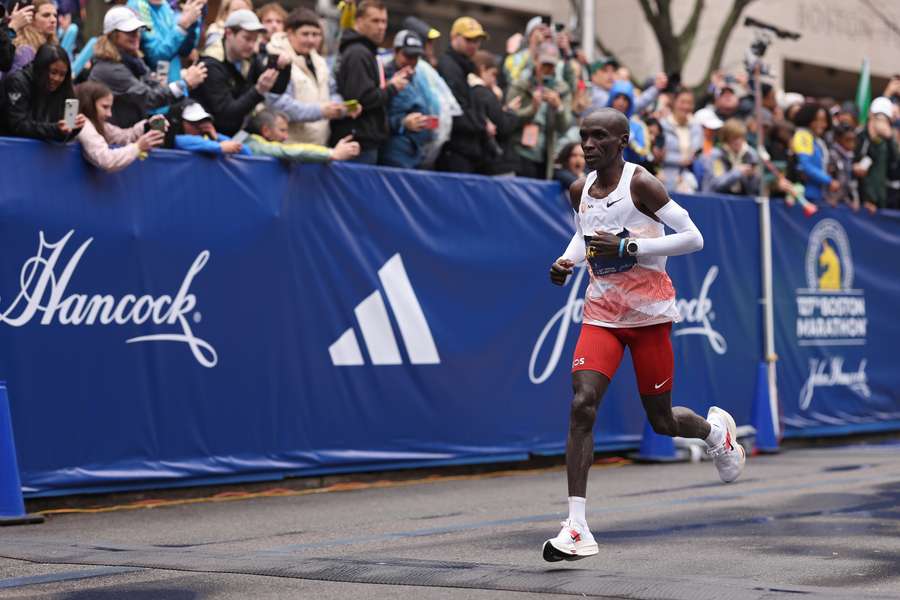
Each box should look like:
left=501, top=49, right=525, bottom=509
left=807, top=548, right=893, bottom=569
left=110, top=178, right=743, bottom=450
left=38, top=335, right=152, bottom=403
left=707, top=406, right=746, bottom=483
left=541, top=518, right=599, bottom=562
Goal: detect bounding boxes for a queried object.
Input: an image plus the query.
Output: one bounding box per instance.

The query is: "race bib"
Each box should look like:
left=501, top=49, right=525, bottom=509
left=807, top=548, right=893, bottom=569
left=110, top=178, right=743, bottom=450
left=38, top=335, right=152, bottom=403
left=584, top=232, right=636, bottom=277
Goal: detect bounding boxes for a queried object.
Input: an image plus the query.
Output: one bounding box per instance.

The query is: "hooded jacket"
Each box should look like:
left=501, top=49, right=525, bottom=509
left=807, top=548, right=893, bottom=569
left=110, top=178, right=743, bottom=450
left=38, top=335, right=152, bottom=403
left=606, top=79, right=651, bottom=166
left=329, top=29, right=396, bottom=150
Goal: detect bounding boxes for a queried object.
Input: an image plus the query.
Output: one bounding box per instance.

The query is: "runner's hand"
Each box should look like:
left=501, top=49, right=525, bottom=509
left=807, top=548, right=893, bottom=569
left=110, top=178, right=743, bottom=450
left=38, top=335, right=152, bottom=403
left=590, top=231, right=621, bottom=257
left=550, top=259, right=574, bottom=286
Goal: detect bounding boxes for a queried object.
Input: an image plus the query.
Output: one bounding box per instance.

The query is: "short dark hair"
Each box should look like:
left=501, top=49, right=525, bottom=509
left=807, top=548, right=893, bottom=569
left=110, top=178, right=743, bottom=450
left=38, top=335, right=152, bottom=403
left=249, top=109, right=288, bottom=134
left=285, top=7, right=320, bottom=31
left=556, top=142, right=581, bottom=168
left=357, top=0, right=386, bottom=18
left=792, top=101, right=830, bottom=130
left=472, top=50, right=497, bottom=74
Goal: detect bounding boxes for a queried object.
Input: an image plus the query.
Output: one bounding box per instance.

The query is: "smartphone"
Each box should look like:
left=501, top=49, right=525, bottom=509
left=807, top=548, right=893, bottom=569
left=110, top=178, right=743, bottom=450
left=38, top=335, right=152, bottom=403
left=231, top=130, right=248, bottom=144
left=148, top=117, right=166, bottom=132
left=343, top=99, right=360, bottom=111
left=156, top=60, right=170, bottom=81
left=554, top=22, right=565, bottom=32
left=266, top=54, right=278, bottom=70
left=424, top=116, right=439, bottom=130
left=63, top=98, right=79, bottom=130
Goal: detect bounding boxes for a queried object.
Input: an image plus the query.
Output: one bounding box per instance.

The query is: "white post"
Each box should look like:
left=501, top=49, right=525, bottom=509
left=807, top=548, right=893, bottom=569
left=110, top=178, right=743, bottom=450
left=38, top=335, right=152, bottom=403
left=582, top=0, right=596, bottom=62
left=754, top=61, right=780, bottom=439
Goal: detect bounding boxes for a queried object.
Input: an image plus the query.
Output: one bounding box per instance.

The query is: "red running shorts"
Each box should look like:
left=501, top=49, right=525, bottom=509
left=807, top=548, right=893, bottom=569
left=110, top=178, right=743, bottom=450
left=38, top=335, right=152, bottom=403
left=571, top=321, right=674, bottom=396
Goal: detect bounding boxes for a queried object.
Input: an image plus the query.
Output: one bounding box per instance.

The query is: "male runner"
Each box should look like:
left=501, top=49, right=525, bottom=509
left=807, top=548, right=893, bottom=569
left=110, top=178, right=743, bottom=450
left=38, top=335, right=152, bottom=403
left=543, top=108, right=745, bottom=562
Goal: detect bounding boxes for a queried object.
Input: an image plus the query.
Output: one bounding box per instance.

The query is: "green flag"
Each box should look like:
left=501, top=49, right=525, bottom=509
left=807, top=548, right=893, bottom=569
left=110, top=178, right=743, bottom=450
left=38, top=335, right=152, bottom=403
left=856, top=57, right=871, bottom=126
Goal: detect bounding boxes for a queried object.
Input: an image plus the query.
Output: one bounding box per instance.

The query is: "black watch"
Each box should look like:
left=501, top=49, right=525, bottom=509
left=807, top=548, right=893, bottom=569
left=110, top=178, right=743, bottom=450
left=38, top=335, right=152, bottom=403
left=625, top=238, right=639, bottom=256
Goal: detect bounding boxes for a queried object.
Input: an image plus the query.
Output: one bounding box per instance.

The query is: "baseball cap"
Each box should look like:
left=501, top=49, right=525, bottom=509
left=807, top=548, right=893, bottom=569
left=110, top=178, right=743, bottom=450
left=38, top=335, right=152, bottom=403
left=224, top=9, right=266, bottom=32
left=537, top=42, right=559, bottom=66
left=451, top=17, right=487, bottom=40
left=589, top=56, right=619, bottom=73
left=694, top=107, right=724, bottom=130
left=103, top=6, right=145, bottom=35
left=525, top=15, right=550, bottom=38
left=393, top=30, right=424, bottom=56
left=182, top=102, right=213, bottom=123
left=403, top=16, right=440, bottom=41
left=870, top=96, right=894, bottom=118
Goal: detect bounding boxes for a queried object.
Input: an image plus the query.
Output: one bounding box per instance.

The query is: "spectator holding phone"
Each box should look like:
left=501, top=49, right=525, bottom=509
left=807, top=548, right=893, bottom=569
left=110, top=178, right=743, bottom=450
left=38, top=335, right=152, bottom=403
left=127, top=0, right=205, bottom=85
left=330, top=0, right=410, bottom=164
left=74, top=80, right=165, bottom=171
left=5, top=0, right=57, bottom=76
left=701, top=118, right=760, bottom=195
left=1, top=3, right=34, bottom=74
left=89, top=6, right=207, bottom=127
left=853, top=97, right=899, bottom=214
left=381, top=30, right=440, bottom=169
left=193, top=9, right=290, bottom=137
left=173, top=100, right=251, bottom=155
left=468, top=49, right=521, bottom=176
left=265, top=7, right=347, bottom=146
left=1, top=43, right=84, bottom=141
left=244, top=109, right=360, bottom=162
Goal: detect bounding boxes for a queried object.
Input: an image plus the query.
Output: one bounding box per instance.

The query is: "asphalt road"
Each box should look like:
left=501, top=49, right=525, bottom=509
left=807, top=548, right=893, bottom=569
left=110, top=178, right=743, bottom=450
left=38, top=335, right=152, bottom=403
left=1, top=441, right=899, bottom=600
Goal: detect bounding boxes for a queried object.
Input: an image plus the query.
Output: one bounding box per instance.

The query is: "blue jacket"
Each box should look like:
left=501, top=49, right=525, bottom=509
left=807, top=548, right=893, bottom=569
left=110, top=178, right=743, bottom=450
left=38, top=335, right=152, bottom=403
left=606, top=80, right=650, bottom=165
left=791, top=128, right=832, bottom=203
left=175, top=132, right=252, bottom=156
left=128, top=0, right=200, bottom=83
left=381, top=60, right=439, bottom=169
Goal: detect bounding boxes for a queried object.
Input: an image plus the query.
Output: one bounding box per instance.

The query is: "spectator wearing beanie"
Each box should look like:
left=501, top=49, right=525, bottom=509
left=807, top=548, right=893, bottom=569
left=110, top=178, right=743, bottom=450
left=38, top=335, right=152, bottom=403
left=1, top=43, right=83, bottom=141
left=436, top=16, right=489, bottom=174
left=89, top=6, right=207, bottom=127
left=329, top=0, right=411, bottom=164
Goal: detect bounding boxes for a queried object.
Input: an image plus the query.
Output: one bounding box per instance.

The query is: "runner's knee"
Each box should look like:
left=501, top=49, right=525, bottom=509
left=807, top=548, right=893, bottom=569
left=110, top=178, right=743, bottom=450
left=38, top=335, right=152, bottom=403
left=570, top=386, right=600, bottom=430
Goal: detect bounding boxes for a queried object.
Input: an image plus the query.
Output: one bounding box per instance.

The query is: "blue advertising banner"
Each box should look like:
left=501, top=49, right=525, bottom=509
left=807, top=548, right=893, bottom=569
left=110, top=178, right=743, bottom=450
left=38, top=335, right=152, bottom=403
left=0, top=139, right=760, bottom=496
left=772, top=205, right=900, bottom=436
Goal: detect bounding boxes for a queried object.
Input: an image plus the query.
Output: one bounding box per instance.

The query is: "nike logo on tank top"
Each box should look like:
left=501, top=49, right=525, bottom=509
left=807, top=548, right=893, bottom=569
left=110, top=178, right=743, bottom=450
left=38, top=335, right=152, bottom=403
left=579, top=162, right=680, bottom=328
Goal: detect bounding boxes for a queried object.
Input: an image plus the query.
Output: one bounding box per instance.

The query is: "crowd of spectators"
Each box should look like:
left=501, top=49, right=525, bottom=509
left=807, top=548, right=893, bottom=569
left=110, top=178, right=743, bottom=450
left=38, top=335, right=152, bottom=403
left=1, top=0, right=898, bottom=212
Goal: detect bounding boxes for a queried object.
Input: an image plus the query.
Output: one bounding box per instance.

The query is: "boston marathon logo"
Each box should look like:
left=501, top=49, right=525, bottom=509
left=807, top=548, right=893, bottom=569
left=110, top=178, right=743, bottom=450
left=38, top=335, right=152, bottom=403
left=529, top=265, right=725, bottom=384
left=0, top=231, right=217, bottom=368
left=795, top=219, right=866, bottom=346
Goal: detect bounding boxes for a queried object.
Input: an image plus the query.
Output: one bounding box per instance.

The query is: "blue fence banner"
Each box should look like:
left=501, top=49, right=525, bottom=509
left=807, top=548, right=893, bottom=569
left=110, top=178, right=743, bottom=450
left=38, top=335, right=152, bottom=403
left=0, top=138, right=838, bottom=497
left=771, top=205, right=900, bottom=436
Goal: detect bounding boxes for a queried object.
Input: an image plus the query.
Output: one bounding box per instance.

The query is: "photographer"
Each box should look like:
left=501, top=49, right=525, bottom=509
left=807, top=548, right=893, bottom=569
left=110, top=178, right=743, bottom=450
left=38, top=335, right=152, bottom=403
left=1, top=43, right=84, bottom=141
left=381, top=30, right=439, bottom=169
left=75, top=80, right=165, bottom=171
left=194, top=9, right=290, bottom=137
left=507, top=43, right=572, bottom=180
left=89, top=6, right=207, bottom=127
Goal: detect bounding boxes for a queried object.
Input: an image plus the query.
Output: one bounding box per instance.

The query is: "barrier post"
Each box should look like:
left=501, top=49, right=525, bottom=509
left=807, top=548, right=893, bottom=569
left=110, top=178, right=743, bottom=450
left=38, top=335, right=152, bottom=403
left=0, top=382, right=44, bottom=526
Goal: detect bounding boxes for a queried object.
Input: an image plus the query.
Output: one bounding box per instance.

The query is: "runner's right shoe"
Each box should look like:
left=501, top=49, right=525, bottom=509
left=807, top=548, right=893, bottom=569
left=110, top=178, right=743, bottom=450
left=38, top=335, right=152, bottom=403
left=707, top=406, right=746, bottom=483
left=541, top=518, right=599, bottom=562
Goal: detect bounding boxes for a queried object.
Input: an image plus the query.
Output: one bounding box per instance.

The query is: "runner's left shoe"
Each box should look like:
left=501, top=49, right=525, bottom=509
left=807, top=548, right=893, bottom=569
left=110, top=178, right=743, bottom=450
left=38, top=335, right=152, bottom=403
left=542, top=518, right=599, bottom=562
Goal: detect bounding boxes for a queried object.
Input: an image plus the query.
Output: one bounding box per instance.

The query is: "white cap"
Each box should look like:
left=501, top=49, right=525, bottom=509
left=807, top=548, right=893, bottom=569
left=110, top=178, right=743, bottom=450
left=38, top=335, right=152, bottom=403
left=182, top=102, right=213, bottom=122
left=224, top=9, right=266, bottom=32
left=870, top=96, right=894, bottom=118
left=103, top=6, right=145, bottom=35
left=779, top=91, right=804, bottom=111
left=694, top=107, right=723, bottom=130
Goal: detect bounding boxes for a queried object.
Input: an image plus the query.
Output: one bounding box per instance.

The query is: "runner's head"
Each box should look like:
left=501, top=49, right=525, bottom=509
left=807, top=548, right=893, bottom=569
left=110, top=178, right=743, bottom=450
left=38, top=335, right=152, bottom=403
left=580, top=108, right=629, bottom=171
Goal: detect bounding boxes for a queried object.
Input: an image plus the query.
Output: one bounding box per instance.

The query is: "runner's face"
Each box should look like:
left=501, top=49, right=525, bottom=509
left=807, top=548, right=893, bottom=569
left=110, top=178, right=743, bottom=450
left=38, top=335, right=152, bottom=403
left=580, top=119, right=626, bottom=170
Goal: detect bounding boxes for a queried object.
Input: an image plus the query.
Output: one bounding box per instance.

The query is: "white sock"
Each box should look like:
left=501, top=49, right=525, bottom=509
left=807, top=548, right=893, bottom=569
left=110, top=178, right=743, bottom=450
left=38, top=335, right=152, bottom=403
left=705, top=419, right=725, bottom=448
left=568, top=496, right=587, bottom=526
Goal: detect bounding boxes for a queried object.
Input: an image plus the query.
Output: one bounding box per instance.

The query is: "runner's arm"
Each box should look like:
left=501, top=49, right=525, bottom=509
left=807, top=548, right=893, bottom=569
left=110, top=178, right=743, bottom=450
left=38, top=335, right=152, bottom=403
left=630, top=167, right=704, bottom=257
left=559, top=177, right=587, bottom=264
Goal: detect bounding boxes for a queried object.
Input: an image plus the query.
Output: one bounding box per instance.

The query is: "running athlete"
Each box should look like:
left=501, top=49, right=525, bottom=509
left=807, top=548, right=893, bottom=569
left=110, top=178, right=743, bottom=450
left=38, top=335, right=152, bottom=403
left=542, top=108, right=745, bottom=562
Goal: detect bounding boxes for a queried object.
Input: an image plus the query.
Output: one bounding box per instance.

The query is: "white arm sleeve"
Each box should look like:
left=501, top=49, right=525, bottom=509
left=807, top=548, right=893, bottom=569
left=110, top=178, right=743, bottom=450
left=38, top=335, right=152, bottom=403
left=558, top=211, right=586, bottom=264
left=635, top=199, right=704, bottom=257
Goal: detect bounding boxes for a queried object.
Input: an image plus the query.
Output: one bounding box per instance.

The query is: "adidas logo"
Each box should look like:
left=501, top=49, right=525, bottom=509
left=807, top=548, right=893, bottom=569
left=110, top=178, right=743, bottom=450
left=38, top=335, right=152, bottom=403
left=329, top=254, right=440, bottom=366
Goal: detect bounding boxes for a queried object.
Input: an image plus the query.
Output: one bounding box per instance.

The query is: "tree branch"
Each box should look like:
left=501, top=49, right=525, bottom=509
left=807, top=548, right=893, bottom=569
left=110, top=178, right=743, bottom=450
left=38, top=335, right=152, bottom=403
left=698, top=0, right=756, bottom=91
left=676, top=0, right=705, bottom=65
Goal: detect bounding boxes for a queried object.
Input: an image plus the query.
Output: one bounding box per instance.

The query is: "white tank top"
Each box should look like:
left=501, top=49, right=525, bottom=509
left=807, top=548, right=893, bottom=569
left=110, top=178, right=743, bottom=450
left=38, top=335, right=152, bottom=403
left=578, top=162, right=680, bottom=328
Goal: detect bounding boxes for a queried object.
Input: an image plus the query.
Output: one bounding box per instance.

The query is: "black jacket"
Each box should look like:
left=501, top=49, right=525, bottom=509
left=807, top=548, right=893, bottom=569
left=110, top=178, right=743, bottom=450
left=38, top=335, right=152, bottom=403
left=0, top=64, right=76, bottom=141
left=437, top=48, right=486, bottom=160
left=193, top=40, right=290, bottom=136
left=329, top=29, right=397, bottom=150
left=0, top=24, right=14, bottom=74
left=470, top=83, right=520, bottom=174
